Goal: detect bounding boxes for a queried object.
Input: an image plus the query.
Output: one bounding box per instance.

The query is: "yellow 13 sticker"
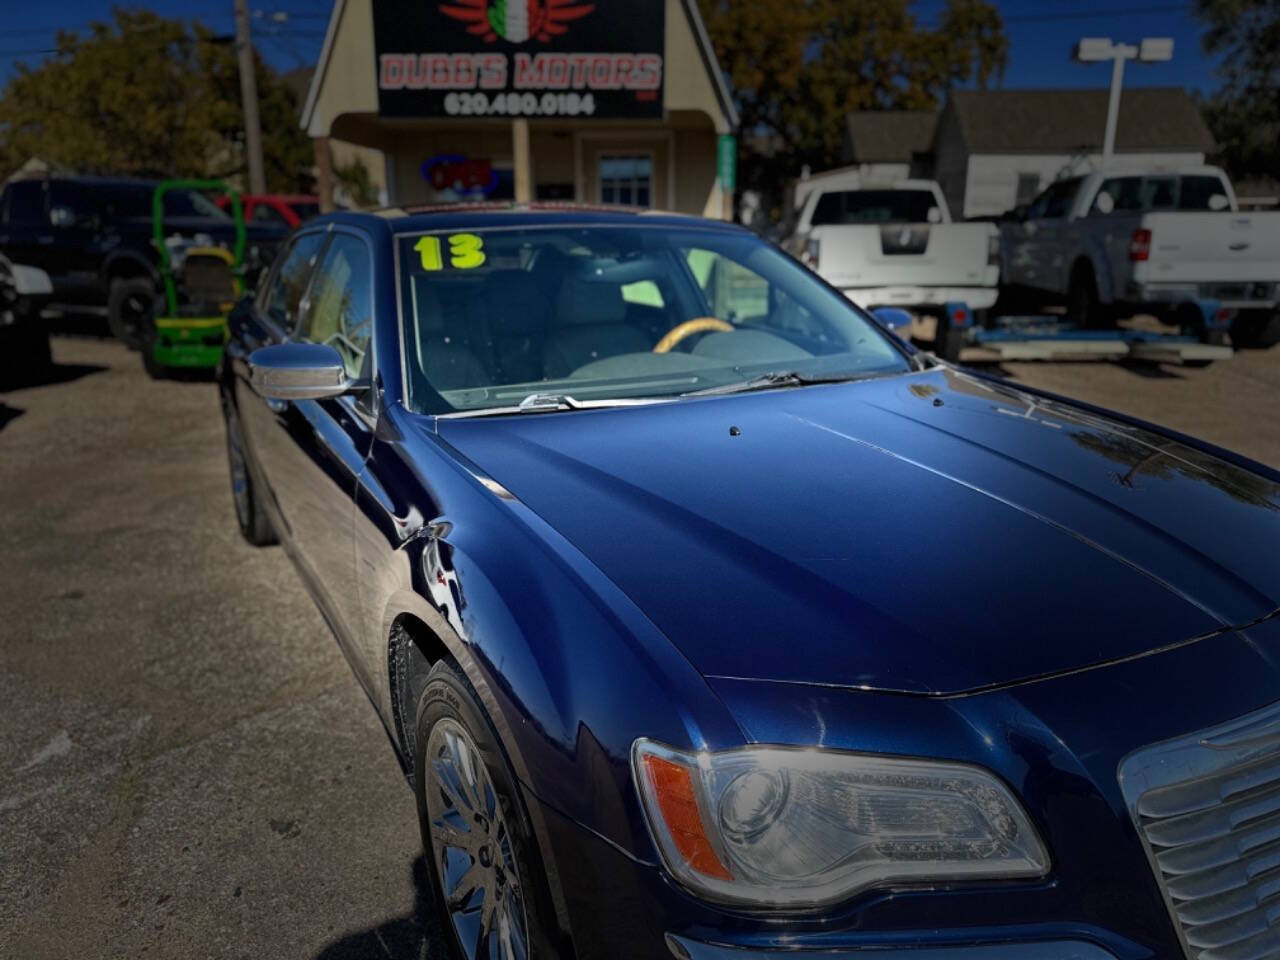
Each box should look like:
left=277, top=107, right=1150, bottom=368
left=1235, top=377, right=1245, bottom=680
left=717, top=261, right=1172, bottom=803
left=414, top=233, right=486, bottom=271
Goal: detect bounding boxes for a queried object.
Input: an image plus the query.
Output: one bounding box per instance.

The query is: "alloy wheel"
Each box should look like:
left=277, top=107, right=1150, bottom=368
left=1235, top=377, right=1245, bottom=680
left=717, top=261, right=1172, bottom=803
left=424, top=717, right=530, bottom=960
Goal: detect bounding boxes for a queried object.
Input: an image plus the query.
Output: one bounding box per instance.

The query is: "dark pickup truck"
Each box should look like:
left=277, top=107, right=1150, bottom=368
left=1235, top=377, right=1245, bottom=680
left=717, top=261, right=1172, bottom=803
left=0, top=176, right=287, bottom=346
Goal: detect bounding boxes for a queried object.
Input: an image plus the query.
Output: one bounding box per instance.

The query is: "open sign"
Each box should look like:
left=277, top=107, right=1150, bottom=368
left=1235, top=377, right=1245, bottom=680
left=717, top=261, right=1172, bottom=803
left=420, top=154, right=499, bottom=198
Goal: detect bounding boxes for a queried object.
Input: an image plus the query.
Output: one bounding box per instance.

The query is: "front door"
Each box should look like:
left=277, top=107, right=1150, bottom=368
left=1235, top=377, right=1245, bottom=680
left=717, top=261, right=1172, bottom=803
left=245, top=231, right=377, bottom=670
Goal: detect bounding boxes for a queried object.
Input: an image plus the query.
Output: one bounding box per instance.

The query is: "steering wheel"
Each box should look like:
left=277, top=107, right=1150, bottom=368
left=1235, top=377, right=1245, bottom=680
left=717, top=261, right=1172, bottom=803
left=653, top=316, right=733, bottom=354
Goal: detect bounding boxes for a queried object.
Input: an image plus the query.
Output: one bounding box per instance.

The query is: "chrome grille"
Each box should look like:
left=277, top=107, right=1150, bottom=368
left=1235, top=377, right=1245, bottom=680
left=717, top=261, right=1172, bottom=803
left=1120, top=700, right=1280, bottom=960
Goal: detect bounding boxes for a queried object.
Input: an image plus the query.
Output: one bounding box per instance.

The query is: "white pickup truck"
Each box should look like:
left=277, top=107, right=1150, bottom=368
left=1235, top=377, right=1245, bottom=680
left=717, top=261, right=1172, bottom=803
left=788, top=176, right=1001, bottom=326
left=1000, top=165, right=1280, bottom=346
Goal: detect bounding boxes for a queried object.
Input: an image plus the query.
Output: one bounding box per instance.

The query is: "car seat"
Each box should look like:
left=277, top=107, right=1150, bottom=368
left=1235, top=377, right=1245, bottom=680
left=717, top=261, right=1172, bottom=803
left=481, top=271, right=551, bottom=385
left=412, top=277, right=489, bottom=393
left=542, top=274, right=650, bottom=379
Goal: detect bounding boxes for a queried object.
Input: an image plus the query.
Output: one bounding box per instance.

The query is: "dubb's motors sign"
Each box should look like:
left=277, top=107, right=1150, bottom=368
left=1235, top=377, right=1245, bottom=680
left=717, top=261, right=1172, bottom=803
left=373, top=0, right=665, bottom=119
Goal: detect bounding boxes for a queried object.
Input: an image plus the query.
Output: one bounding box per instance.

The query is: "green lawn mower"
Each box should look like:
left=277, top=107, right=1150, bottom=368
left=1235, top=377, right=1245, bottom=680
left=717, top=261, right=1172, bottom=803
left=142, top=179, right=246, bottom=379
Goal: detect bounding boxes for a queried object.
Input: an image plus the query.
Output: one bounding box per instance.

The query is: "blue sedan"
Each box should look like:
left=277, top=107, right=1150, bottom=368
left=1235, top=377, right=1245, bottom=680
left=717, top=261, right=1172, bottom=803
left=220, top=206, right=1280, bottom=960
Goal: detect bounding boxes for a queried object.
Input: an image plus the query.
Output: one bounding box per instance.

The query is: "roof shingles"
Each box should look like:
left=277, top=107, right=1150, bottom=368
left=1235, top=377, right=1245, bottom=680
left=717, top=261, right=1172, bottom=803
left=948, top=87, right=1214, bottom=154
left=845, top=110, right=939, bottom=163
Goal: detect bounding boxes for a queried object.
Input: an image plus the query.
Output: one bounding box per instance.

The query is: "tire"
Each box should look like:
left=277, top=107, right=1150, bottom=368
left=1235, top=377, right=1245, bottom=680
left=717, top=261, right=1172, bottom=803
left=223, top=403, right=276, bottom=546
left=1066, top=263, right=1109, bottom=330
left=1231, top=310, right=1280, bottom=349
left=414, top=659, right=556, bottom=960
left=107, top=277, right=157, bottom=350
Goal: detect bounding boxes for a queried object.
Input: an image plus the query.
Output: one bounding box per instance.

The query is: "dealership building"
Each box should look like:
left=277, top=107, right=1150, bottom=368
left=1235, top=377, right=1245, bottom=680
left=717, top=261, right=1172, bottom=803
left=301, top=0, right=738, bottom=218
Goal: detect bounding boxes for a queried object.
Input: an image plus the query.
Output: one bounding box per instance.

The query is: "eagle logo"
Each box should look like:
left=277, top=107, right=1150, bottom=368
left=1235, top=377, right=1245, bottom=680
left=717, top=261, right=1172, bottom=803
left=439, top=0, right=596, bottom=43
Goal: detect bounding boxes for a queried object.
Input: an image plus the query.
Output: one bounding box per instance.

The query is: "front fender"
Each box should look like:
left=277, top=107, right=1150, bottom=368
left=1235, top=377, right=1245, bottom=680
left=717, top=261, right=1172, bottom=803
left=359, top=407, right=745, bottom=859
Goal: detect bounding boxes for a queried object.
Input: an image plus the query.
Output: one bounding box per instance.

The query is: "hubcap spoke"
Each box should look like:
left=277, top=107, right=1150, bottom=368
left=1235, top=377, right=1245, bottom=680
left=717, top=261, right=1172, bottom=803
left=434, top=756, right=475, bottom=815
left=447, top=860, right=487, bottom=913
left=430, top=817, right=472, bottom=853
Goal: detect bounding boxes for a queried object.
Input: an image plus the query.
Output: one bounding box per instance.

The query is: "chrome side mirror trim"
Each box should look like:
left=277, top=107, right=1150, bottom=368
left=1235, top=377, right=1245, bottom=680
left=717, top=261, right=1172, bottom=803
left=248, top=342, right=357, bottom=401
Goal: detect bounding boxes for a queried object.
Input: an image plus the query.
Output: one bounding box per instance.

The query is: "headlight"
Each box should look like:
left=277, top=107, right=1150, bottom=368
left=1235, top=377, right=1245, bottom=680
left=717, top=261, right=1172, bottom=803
left=632, top=740, right=1049, bottom=908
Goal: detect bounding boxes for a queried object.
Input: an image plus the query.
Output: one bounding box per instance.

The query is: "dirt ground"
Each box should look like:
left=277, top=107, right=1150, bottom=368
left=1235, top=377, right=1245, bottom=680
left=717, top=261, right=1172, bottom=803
left=0, top=334, right=1274, bottom=959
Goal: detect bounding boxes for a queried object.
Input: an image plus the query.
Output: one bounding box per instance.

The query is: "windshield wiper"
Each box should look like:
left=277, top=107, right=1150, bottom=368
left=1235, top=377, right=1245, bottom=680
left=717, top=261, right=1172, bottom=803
left=683, top=371, right=879, bottom=397
left=516, top=392, right=583, bottom=412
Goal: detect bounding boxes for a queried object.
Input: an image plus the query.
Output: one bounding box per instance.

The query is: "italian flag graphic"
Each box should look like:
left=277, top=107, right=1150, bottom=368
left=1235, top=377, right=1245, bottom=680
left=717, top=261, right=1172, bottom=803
left=439, top=0, right=595, bottom=44
left=488, top=0, right=533, bottom=42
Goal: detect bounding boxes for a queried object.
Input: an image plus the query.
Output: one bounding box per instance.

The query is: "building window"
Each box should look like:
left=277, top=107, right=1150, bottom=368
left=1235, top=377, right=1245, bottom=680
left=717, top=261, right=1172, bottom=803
left=1015, top=173, right=1041, bottom=206
left=599, top=154, right=652, bottom=206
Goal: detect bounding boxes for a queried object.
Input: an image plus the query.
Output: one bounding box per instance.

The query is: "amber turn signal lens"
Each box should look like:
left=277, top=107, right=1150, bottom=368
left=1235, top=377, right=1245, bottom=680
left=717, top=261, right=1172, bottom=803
left=641, top=754, right=731, bottom=880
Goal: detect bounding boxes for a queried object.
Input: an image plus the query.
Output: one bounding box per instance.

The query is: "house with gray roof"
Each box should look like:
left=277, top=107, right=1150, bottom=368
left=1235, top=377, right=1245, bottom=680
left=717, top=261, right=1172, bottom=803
left=840, top=88, right=1215, bottom=219
left=935, top=87, right=1215, bottom=218
left=843, top=110, right=939, bottom=181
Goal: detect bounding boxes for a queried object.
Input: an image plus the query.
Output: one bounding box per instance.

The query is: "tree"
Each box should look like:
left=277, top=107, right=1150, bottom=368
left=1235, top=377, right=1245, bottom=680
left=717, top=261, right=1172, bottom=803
left=697, top=0, right=1007, bottom=215
left=1194, top=0, right=1280, bottom=183
left=0, top=9, right=312, bottom=192
left=333, top=153, right=380, bottom=209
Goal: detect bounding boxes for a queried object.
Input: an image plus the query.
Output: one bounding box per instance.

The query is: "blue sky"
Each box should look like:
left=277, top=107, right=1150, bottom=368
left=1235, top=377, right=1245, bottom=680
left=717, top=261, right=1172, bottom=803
left=0, top=0, right=1223, bottom=95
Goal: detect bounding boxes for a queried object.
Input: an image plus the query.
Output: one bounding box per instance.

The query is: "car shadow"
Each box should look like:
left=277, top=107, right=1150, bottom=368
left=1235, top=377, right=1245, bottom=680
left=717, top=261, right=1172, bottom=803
left=1117, top=360, right=1186, bottom=380
left=0, top=361, right=108, bottom=392
left=44, top=313, right=114, bottom=340
left=159, top=367, right=218, bottom=384
left=0, top=402, right=24, bottom=432
left=314, top=856, right=448, bottom=960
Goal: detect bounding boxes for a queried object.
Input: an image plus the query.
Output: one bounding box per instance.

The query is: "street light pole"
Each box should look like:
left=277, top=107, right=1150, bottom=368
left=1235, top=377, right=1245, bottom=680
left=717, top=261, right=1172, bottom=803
left=1075, top=37, right=1173, bottom=163
left=1102, top=50, right=1129, bottom=160
left=234, top=0, right=266, bottom=195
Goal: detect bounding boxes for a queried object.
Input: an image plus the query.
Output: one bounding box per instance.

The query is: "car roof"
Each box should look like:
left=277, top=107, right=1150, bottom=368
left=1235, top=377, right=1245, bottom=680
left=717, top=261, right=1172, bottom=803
left=38, top=175, right=161, bottom=188
left=310, top=203, right=751, bottom=237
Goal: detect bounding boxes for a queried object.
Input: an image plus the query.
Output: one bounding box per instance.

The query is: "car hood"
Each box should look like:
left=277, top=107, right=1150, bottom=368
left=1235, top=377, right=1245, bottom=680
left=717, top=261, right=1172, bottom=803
left=436, top=368, right=1280, bottom=695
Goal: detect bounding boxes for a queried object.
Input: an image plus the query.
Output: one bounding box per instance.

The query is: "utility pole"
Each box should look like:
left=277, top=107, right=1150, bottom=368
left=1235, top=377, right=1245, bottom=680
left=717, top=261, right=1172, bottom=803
left=234, top=0, right=266, bottom=195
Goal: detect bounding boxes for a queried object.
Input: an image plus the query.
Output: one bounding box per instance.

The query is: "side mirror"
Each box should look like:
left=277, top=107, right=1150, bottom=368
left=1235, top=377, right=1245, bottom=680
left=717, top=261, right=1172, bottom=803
left=248, top=342, right=355, bottom=401
left=926, top=206, right=943, bottom=224
left=872, top=306, right=913, bottom=335
left=1209, top=193, right=1230, bottom=211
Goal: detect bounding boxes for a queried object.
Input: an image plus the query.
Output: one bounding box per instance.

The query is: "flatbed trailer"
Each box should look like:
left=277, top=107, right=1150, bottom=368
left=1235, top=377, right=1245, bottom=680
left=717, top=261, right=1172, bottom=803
left=932, top=299, right=1235, bottom=366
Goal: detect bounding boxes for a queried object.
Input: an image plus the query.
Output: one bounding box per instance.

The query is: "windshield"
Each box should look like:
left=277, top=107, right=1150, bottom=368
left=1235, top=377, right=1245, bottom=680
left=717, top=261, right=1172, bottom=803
left=1093, top=175, right=1229, bottom=213
left=398, top=225, right=909, bottom=415
left=810, top=190, right=938, bottom=225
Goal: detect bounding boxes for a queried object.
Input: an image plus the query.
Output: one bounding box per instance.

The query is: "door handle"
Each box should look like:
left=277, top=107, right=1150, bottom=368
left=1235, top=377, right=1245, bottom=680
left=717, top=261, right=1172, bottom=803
left=265, top=397, right=288, bottom=414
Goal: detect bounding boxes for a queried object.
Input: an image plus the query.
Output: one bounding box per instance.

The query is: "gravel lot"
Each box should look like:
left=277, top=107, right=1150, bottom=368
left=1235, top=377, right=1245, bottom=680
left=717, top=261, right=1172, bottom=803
left=1, top=334, right=1275, bottom=959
